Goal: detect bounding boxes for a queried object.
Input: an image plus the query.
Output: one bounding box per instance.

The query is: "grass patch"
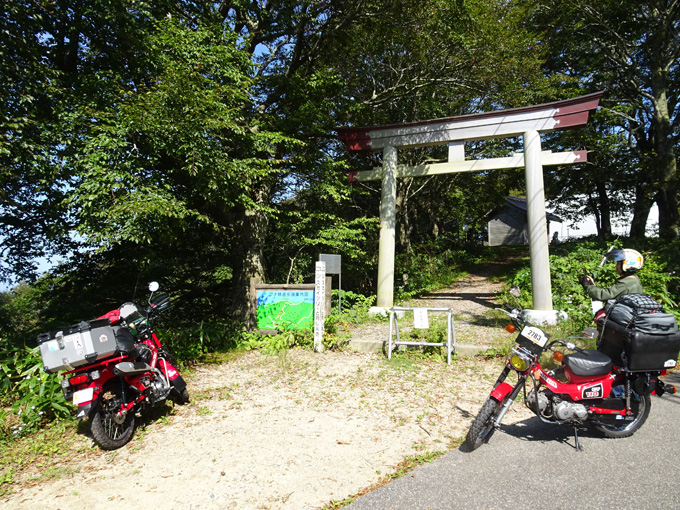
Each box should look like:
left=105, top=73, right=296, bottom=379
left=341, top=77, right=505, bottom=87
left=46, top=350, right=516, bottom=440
left=0, top=419, right=89, bottom=496
left=197, top=349, right=249, bottom=365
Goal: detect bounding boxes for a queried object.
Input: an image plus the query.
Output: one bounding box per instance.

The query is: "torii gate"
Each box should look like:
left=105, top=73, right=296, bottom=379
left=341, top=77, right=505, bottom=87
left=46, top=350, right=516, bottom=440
left=337, top=92, right=603, bottom=314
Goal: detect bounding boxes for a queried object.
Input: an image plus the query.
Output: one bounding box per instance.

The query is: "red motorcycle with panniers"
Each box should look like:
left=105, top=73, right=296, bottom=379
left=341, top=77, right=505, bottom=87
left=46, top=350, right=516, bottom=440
left=466, top=286, right=680, bottom=451
left=37, top=282, right=189, bottom=450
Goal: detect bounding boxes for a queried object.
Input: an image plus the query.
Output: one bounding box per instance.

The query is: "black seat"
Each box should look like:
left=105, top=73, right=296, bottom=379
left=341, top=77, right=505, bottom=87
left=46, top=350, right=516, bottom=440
left=564, top=349, right=612, bottom=376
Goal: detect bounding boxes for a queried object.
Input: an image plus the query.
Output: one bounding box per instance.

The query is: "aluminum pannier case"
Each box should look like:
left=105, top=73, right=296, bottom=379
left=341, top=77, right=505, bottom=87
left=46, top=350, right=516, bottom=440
left=37, top=318, right=135, bottom=373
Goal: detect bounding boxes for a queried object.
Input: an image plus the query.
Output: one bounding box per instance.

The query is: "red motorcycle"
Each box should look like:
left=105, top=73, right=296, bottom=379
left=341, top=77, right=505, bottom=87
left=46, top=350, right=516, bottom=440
left=465, top=286, right=679, bottom=451
left=37, top=282, right=189, bottom=450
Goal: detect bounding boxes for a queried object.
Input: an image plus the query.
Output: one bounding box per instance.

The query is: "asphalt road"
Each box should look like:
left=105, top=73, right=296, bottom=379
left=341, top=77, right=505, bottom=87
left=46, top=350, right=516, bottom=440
left=348, top=372, right=680, bottom=510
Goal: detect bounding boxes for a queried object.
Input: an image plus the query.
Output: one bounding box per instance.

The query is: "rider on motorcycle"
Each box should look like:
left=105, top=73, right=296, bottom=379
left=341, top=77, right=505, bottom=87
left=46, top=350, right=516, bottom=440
left=581, top=248, right=644, bottom=301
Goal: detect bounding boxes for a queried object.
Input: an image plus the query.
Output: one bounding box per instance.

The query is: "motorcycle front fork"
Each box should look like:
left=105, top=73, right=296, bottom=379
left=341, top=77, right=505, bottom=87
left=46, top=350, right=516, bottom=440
left=492, top=367, right=527, bottom=428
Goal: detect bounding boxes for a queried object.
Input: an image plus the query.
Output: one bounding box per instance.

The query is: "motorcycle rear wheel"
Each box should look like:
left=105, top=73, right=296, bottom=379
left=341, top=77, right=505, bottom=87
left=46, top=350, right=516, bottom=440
left=465, top=397, right=502, bottom=451
left=91, top=383, right=136, bottom=450
left=594, top=393, right=651, bottom=438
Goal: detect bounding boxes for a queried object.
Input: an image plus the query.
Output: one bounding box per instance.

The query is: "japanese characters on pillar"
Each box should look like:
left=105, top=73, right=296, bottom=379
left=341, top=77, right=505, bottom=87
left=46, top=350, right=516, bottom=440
left=319, top=254, right=342, bottom=312
left=314, top=261, right=326, bottom=353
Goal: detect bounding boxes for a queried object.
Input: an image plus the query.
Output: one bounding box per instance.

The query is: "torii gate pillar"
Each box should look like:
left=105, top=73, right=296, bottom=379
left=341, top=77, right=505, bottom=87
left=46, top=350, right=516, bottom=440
left=377, top=146, right=398, bottom=307
left=523, top=130, right=551, bottom=310
left=338, top=92, right=602, bottom=312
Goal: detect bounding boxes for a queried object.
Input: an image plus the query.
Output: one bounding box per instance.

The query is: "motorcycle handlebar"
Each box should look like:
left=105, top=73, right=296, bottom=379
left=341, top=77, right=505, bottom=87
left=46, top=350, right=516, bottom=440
left=496, top=307, right=523, bottom=324
left=549, top=339, right=587, bottom=355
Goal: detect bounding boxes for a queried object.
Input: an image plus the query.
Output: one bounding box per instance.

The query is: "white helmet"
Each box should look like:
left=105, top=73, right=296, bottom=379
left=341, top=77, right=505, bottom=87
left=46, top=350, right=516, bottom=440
left=608, top=248, right=644, bottom=272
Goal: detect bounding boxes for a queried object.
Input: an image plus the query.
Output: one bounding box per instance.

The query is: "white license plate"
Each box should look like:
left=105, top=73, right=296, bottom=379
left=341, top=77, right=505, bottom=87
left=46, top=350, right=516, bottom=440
left=521, top=326, right=548, bottom=347
left=73, top=387, right=94, bottom=405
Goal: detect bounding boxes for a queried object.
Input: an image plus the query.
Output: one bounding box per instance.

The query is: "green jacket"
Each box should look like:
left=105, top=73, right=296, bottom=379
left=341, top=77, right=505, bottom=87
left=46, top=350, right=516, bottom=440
left=586, top=274, right=644, bottom=301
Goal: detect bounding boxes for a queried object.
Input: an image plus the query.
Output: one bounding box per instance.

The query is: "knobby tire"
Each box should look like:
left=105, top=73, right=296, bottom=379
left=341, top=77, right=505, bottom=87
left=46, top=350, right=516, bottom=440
left=90, top=382, right=136, bottom=450
left=172, top=387, right=190, bottom=405
left=465, top=397, right=502, bottom=451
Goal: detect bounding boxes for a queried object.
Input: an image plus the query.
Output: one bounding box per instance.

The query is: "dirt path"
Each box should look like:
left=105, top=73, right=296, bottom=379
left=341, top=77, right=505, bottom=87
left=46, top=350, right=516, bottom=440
left=2, top=263, right=531, bottom=510
left=346, top=259, right=518, bottom=352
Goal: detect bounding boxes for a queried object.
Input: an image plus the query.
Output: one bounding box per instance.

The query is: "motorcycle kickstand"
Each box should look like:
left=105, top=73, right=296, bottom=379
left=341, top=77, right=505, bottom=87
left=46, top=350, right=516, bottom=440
left=573, top=427, right=584, bottom=452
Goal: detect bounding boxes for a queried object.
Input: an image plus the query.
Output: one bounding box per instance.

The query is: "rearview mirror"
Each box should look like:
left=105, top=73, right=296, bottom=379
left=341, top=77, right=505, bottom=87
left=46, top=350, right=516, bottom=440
left=151, top=292, right=170, bottom=311
left=148, top=281, right=160, bottom=293
left=510, top=285, right=521, bottom=298
left=583, top=327, right=598, bottom=339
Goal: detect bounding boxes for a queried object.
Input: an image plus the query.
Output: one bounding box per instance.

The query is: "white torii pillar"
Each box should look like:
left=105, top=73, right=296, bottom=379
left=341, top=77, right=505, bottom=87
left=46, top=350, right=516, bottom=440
left=377, top=146, right=398, bottom=306
left=524, top=130, right=551, bottom=310
left=338, top=92, right=602, bottom=312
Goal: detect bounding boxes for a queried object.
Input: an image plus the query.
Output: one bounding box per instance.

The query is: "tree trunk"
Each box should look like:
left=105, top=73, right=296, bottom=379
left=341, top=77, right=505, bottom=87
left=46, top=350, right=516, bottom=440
left=648, top=24, right=679, bottom=240
left=594, top=180, right=612, bottom=239
left=629, top=184, right=654, bottom=238
left=653, top=111, right=679, bottom=239
left=230, top=187, right=271, bottom=329
left=655, top=174, right=679, bottom=239
left=395, top=178, right=413, bottom=254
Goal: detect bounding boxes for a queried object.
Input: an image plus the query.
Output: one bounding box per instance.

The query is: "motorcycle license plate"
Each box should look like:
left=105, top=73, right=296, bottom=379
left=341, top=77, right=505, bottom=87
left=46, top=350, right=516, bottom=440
left=520, top=326, right=548, bottom=348
left=73, top=387, right=94, bottom=405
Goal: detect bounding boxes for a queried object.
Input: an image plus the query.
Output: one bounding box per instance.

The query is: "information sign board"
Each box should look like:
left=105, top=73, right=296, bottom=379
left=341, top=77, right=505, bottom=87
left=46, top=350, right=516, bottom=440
left=256, top=290, right=314, bottom=330
left=319, top=254, right=341, bottom=274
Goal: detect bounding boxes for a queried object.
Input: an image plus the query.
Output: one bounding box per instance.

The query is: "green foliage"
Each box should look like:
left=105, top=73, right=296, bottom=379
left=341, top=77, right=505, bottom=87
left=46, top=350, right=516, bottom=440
left=528, top=0, right=680, bottom=239
left=0, top=283, right=46, bottom=341
left=328, top=290, right=377, bottom=327
left=159, top=321, right=242, bottom=364
left=395, top=243, right=492, bottom=300
left=506, top=240, right=680, bottom=330
left=71, top=16, right=286, bottom=249
left=0, top=343, right=70, bottom=440
left=239, top=329, right=315, bottom=354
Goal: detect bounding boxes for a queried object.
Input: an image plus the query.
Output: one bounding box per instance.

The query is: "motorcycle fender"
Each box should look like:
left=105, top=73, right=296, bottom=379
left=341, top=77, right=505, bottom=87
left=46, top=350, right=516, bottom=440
left=490, top=382, right=514, bottom=402
left=76, top=402, right=93, bottom=419
left=171, top=374, right=187, bottom=393
left=160, top=358, right=182, bottom=382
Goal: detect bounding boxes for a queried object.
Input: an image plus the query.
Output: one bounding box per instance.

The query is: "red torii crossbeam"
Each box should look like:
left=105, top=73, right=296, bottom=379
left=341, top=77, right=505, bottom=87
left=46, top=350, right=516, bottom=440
left=337, top=92, right=602, bottom=314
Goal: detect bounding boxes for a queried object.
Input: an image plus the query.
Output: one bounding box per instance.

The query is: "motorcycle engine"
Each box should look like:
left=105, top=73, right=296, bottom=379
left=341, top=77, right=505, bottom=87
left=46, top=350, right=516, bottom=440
left=149, top=374, right=172, bottom=403
left=554, top=401, right=588, bottom=422
left=527, top=390, right=551, bottom=415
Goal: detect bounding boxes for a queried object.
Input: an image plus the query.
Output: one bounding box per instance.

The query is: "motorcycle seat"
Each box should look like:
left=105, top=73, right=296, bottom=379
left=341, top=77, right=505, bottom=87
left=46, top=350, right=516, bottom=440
left=563, top=349, right=612, bottom=377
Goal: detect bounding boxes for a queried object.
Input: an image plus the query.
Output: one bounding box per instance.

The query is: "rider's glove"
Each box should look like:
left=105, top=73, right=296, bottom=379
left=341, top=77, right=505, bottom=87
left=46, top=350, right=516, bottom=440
left=579, top=274, right=593, bottom=290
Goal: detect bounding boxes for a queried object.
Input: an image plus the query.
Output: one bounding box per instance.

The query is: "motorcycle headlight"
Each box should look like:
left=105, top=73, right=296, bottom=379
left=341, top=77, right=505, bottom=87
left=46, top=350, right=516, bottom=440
left=510, top=354, right=528, bottom=371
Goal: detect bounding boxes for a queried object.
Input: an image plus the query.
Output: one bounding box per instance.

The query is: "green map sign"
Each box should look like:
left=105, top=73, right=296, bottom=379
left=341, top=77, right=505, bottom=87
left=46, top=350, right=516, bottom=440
left=256, top=290, right=314, bottom=330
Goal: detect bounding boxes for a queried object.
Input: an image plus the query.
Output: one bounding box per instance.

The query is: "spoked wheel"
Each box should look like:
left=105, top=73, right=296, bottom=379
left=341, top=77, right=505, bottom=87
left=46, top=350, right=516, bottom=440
left=90, top=381, right=136, bottom=450
left=594, top=393, right=651, bottom=438
left=465, top=397, right=503, bottom=451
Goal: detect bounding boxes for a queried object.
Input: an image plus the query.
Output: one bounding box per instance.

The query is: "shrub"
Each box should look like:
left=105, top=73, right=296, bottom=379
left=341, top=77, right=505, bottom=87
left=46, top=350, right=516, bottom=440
left=159, top=321, right=242, bottom=363
left=0, top=342, right=71, bottom=440
left=507, top=240, right=680, bottom=330
left=394, top=244, right=490, bottom=300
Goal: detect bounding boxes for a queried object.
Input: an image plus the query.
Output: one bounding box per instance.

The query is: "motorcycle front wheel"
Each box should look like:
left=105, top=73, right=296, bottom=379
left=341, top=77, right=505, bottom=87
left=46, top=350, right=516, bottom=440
left=594, top=393, right=651, bottom=438
left=465, top=397, right=503, bottom=451
left=172, top=387, right=190, bottom=404
left=90, top=381, right=136, bottom=450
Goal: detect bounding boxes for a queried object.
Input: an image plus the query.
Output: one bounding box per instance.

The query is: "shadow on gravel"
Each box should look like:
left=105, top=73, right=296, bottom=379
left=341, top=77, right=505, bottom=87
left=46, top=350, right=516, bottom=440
left=75, top=401, right=180, bottom=445
left=455, top=406, right=475, bottom=419
left=417, top=291, right=499, bottom=310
